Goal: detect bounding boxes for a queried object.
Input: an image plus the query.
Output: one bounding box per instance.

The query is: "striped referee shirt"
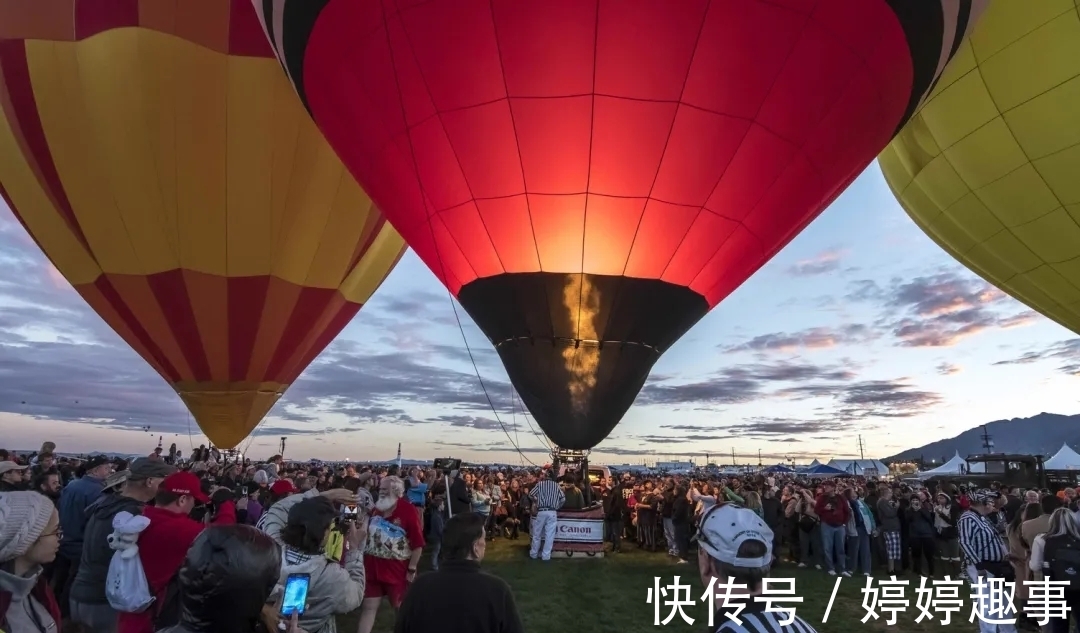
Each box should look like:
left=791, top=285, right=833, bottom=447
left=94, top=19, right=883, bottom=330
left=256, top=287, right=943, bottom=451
left=715, top=603, right=819, bottom=633
left=957, top=508, right=1007, bottom=566
left=529, top=479, right=565, bottom=511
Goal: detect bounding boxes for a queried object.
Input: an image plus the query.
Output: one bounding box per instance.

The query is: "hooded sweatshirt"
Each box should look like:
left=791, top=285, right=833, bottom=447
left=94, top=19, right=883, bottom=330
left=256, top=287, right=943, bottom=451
left=0, top=566, right=59, bottom=633
left=70, top=492, right=146, bottom=604
left=273, top=546, right=365, bottom=633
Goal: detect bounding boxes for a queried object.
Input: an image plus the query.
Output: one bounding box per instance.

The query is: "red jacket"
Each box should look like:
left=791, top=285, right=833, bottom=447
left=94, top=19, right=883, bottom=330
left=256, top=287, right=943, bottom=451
left=814, top=493, right=851, bottom=527
left=117, top=501, right=235, bottom=633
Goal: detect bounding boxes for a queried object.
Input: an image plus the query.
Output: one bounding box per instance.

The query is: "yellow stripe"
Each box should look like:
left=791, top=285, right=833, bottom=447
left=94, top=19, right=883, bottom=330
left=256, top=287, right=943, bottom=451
left=340, top=222, right=407, bottom=304
left=19, top=28, right=404, bottom=289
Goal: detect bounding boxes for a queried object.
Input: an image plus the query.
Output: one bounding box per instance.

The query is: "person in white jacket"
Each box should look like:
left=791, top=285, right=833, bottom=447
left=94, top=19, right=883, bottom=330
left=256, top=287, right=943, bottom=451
left=275, top=496, right=368, bottom=633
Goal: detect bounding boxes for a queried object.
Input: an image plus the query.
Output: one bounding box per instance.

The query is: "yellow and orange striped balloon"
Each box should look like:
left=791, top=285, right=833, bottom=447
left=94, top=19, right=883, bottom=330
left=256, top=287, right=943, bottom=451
left=0, top=0, right=406, bottom=447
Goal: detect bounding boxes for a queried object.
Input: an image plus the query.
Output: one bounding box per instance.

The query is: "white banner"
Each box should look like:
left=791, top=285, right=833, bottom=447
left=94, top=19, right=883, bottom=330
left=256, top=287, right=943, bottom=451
left=554, top=518, right=604, bottom=543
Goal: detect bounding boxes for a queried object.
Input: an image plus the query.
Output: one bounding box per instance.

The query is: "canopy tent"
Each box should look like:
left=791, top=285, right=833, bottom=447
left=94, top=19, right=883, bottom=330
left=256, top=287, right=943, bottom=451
left=916, top=452, right=985, bottom=478
left=827, top=459, right=889, bottom=476
left=1045, top=444, right=1080, bottom=470
left=804, top=464, right=850, bottom=478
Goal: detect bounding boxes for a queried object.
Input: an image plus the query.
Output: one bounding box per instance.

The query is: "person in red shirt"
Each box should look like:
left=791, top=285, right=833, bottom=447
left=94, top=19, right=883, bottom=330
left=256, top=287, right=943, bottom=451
left=117, top=471, right=236, bottom=633
left=356, top=475, right=424, bottom=633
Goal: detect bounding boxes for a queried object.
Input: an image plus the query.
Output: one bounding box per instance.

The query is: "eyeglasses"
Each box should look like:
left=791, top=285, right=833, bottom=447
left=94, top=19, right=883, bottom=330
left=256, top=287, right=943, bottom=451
left=41, top=526, right=63, bottom=541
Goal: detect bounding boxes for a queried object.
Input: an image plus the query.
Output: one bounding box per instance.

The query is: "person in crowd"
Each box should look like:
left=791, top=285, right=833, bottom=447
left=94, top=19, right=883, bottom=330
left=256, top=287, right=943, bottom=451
left=1006, top=502, right=1041, bottom=619
left=906, top=494, right=937, bottom=576
left=31, top=469, right=62, bottom=505
left=69, top=457, right=174, bottom=633
left=395, top=512, right=523, bottom=633
left=671, top=484, right=692, bottom=563
left=1022, top=494, right=1059, bottom=553
left=602, top=476, right=626, bottom=554
left=959, top=489, right=1017, bottom=633
left=55, top=455, right=114, bottom=618
left=257, top=479, right=361, bottom=544
left=1029, top=507, right=1080, bottom=633
left=447, top=470, right=471, bottom=517
left=760, top=488, right=784, bottom=562
left=0, top=461, right=29, bottom=492
left=527, top=469, right=565, bottom=562
left=876, top=486, right=902, bottom=575
left=117, top=471, right=236, bottom=633
left=357, top=476, right=424, bottom=633
left=933, top=491, right=962, bottom=564
left=157, top=525, right=283, bottom=633
left=814, top=482, right=849, bottom=576
left=845, top=487, right=875, bottom=577
left=696, top=503, right=819, bottom=633
left=276, top=496, right=367, bottom=633
left=0, top=491, right=62, bottom=633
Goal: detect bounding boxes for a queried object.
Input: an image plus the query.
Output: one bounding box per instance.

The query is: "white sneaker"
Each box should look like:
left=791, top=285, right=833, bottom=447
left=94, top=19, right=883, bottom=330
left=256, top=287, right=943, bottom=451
left=842, top=571, right=852, bottom=578
left=828, top=570, right=837, bottom=576
left=815, top=565, right=822, bottom=570
left=797, top=563, right=807, bottom=568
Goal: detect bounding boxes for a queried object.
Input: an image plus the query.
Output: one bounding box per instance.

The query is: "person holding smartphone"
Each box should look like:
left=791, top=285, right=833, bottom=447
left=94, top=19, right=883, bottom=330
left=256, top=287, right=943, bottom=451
left=275, top=497, right=367, bottom=633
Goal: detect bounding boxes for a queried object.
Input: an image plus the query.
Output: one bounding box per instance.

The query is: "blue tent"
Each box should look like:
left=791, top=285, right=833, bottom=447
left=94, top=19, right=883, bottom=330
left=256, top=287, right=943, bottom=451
left=762, top=464, right=795, bottom=474
left=803, top=463, right=849, bottom=477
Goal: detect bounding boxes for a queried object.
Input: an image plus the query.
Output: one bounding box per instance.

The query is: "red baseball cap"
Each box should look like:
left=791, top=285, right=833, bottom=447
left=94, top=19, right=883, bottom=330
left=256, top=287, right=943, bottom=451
left=161, top=472, right=210, bottom=504
left=270, top=479, right=296, bottom=496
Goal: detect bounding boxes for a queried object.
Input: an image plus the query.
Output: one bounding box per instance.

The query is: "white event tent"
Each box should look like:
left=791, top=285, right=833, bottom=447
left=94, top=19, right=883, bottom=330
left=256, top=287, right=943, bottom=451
left=1044, top=444, right=1080, bottom=470
left=917, top=452, right=985, bottom=478
left=827, top=459, right=889, bottom=476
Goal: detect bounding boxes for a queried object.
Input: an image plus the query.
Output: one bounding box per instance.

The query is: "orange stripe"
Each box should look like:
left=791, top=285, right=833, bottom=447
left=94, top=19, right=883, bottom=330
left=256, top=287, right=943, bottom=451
left=180, top=269, right=230, bottom=383
left=0, top=41, right=92, bottom=253
left=272, top=290, right=347, bottom=382
left=245, top=276, right=301, bottom=381
left=105, top=273, right=193, bottom=380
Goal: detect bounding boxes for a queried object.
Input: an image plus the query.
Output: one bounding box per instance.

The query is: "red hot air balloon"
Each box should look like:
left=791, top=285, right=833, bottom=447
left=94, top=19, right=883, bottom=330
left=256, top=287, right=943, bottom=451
left=255, top=0, right=982, bottom=449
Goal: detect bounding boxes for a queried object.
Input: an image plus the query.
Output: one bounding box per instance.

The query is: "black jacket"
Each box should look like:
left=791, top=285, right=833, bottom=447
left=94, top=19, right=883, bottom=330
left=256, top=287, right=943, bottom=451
left=394, top=560, right=523, bottom=633
left=449, top=478, right=472, bottom=517
left=70, top=492, right=146, bottom=604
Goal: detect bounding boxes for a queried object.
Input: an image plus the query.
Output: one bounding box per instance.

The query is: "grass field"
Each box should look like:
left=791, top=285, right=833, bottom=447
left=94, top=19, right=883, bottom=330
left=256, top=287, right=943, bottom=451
left=341, top=538, right=982, bottom=632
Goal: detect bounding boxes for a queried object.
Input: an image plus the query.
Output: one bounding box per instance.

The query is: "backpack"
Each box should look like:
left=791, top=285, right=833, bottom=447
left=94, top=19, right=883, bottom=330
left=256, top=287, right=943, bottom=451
left=1045, top=534, right=1080, bottom=590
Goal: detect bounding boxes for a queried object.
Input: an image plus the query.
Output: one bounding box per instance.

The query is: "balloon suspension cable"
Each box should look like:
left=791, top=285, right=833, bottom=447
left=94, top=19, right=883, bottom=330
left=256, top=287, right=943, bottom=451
left=378, top=7, right=540, bottom=468
left=186, top=410, right=194, bottom=452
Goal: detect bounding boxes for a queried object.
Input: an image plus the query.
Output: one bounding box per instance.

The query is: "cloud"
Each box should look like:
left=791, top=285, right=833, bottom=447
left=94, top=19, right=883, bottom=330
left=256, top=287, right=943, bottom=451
left=995, top=339, right=1080, bottom=375
left=848, top=271, right=1039, bottom=347
left=936, top=362, right=961, bottom=376
left=786, top=248, right=845, bottom=277
left=725, top=324, right=877, bottom=353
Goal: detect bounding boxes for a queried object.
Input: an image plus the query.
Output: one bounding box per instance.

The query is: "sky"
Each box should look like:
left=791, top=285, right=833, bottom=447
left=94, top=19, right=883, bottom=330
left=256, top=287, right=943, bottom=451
left=2, top=162, right=1078, bottom=465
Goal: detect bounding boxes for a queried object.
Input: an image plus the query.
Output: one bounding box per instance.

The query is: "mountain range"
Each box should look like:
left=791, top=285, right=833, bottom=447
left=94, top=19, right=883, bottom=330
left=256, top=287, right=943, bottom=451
left=885, top=412, right=1080, bottom=462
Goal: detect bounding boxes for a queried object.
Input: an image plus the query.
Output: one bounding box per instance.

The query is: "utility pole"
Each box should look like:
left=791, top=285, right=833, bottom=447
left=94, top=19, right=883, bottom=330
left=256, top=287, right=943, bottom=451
left=731, top=447, right=736, bottom=467
left=280, top=436, right=287, bottom=459
left=857, top=435, right=866, bottom=461
left=981, top=425, right=995, bottom=453
left=758, top=448, right=762, bottom=466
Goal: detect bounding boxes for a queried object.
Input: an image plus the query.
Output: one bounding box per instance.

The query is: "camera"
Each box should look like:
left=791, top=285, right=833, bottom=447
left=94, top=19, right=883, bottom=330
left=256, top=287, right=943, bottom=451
left=334, top=505, right=359, bottom=533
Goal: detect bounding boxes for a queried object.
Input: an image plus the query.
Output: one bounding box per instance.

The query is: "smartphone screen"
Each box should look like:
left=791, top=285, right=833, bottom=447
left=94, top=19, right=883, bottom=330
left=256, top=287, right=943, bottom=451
left=241, top=486, right=248, bottom=495
left=342, top=505, right=358, bottom=516
left=280, top=573, right=310, bottom=616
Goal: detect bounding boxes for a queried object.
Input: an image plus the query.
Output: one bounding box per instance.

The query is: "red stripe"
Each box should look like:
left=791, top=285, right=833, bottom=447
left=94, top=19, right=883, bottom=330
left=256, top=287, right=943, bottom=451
left=146, top=269, right=212, bottom=382
left=227, top=275, right=270, bottom=382
left=289, top=300, right=361, bottom=381
left=264, top=286, right=337, bottom=382
left=228, top=0, right=277, bottom=58
left=344, top=215, right=388, bottom=274
left=0, top=41, right=92, bottom=254
left=73, top=0, right=139, bottom=40
left=94, top=275, right=182, bottom=382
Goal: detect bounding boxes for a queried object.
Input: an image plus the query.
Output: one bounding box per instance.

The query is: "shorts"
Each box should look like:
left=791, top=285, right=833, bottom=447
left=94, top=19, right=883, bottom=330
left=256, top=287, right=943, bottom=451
left=364, top=578, right=407, bottom=608
left=884, top=531, right=901, bottom=560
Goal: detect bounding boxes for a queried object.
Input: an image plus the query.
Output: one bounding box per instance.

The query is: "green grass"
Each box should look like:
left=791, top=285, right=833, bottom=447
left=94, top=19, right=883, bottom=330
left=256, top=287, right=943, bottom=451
left=341, top=539, right=980, bottom=632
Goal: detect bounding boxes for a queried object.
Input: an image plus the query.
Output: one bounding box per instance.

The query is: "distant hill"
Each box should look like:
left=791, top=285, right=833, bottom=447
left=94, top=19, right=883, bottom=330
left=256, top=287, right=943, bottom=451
left=885, top=412, right=1080, bottom=462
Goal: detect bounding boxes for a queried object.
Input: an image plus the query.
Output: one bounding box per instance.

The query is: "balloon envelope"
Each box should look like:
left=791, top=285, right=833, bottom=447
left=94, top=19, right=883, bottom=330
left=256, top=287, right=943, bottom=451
left=257, top=0, right=979, bottom=449
left=881, top=1, right=1080, bottom=334
left=0, top=0, right=405, bottom=447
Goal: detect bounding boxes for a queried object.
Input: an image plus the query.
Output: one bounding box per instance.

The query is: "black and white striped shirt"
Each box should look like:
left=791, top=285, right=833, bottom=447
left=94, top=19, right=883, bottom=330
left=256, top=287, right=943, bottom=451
left=529, top=480, right=565, bottom=511
left=958, top=509, right=1007, bottom=565
left=716, top=606, right=819, bottom=633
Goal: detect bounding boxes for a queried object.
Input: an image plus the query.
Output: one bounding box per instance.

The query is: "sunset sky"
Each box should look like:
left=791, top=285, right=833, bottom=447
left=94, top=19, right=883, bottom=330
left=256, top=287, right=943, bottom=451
left=2, top=162, right=1078, bottom=465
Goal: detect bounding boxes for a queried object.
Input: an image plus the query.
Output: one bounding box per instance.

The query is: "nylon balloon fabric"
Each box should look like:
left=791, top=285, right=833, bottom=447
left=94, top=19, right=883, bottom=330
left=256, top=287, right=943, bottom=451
left=256, top=0, right=982, bottom=449
left=0, top=0, right=406, bottom=447
left=881, top=0, right=1080, bottom=336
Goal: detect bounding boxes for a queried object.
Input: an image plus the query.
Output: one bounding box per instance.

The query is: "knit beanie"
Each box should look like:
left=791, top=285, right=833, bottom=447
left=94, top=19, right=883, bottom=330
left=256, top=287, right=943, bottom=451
left=0, top=491, right=56, bottom=562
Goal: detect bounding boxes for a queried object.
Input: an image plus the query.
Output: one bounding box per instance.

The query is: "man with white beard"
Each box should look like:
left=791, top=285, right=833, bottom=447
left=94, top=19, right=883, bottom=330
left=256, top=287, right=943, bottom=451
left=356, top=476, right=425, bottom=633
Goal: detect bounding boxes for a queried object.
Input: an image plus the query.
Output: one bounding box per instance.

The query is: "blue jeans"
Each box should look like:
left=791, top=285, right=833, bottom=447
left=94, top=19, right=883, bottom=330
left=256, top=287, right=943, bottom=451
left=663, top=517, right=676, bottom=554
left=820, top=523, right=847, bottom=573
left=846, top=527, right=872, bottom=574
